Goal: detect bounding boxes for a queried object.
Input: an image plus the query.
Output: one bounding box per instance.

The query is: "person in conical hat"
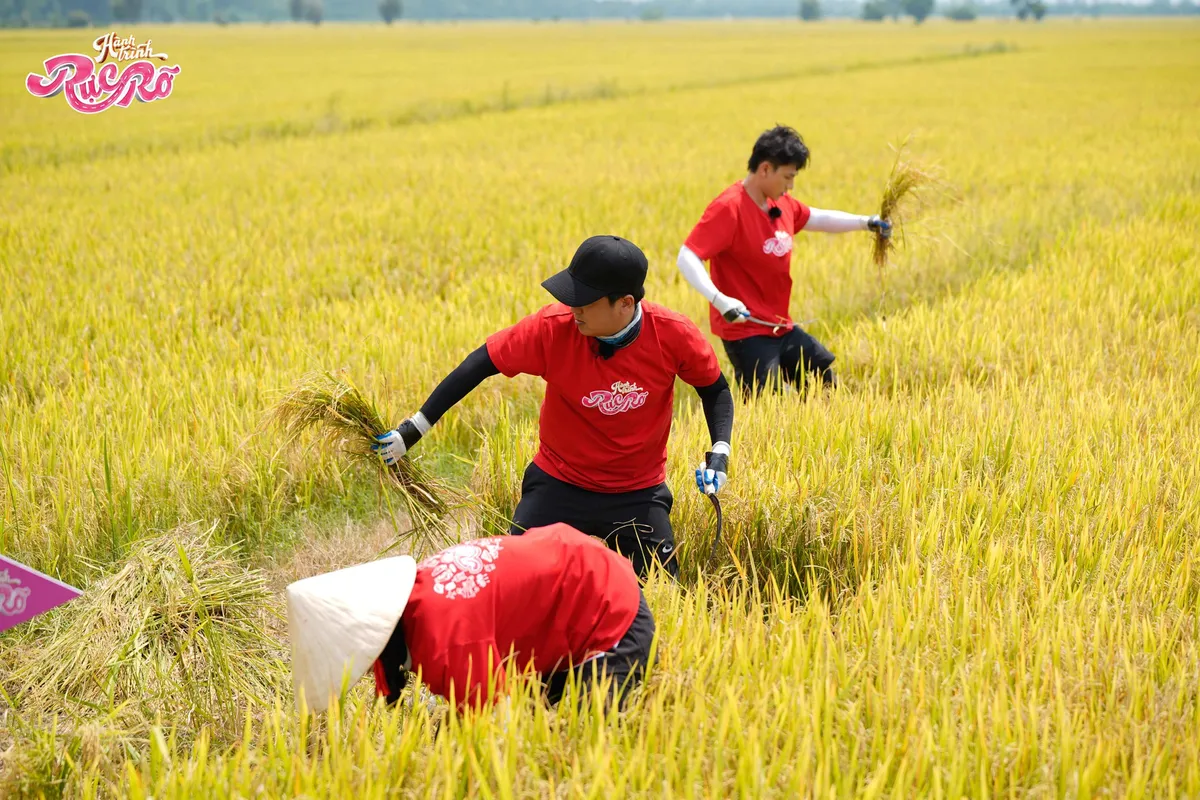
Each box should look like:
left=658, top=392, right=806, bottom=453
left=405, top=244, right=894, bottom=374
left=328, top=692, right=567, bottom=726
left=287, top=523, right=654, bottom=714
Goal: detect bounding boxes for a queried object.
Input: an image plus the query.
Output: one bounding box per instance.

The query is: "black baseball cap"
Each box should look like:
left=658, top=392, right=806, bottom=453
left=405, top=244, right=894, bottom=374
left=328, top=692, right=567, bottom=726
left=541, top=235, right=648, bottom=307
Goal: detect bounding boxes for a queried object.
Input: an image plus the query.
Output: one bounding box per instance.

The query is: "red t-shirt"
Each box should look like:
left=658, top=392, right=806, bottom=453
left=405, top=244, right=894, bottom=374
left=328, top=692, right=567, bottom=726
left=395, top=524, right=641, bottom=710
left=485, top=301, right=721, bottom=493
left=684, top=182, right=812, bottom=342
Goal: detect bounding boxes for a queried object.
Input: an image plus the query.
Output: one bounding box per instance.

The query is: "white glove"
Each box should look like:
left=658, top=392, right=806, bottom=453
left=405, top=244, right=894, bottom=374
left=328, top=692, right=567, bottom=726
left=694, top=451, right=729, bottom=496
left=711, top=292, right=749, bottom=324
left=372, top=429, right=408, bottom=465
left=371, top=415, right=430, bottom=466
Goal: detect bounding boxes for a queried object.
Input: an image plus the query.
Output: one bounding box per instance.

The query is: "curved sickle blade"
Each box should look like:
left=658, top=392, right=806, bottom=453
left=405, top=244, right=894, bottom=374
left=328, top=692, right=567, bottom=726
left=707, top=493, right=723, bottom=565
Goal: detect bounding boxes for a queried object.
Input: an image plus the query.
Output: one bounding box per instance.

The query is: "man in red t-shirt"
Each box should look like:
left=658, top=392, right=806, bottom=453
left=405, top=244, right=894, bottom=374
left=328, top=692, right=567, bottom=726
left=287, top=523, right=654, bottom=713
left=371, top=235, right=735, bottom=579
left=677, top=125, right=893, bottom=395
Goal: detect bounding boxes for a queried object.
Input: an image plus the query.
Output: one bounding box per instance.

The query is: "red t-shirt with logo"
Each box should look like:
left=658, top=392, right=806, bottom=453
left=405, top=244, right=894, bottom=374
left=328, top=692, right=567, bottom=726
left=485, top=301, right=721, bottom=493
left=684, top=182, right=812, bottom=342
left=393, top=524, right=641, bottom=710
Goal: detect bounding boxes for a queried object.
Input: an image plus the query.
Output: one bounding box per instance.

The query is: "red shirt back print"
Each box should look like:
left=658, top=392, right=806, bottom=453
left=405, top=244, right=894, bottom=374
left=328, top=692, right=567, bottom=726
left=399, top=525, right=641, bottom=710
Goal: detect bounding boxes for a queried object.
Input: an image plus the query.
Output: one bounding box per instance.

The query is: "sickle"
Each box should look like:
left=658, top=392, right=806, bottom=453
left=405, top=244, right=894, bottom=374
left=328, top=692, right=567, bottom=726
left=707, top=493, right=723, bottom=565
left=744, top=316, right=817, bottom=334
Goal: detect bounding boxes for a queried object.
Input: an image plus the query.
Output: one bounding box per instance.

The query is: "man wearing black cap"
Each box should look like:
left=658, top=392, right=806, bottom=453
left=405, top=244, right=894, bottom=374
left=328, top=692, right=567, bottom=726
left=373, top=235, right=735, bottom=579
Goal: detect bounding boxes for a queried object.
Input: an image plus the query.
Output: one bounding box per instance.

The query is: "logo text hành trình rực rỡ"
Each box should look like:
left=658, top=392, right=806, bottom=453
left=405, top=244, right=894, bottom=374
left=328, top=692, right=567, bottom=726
left=25, top=31, right=181, bottom=114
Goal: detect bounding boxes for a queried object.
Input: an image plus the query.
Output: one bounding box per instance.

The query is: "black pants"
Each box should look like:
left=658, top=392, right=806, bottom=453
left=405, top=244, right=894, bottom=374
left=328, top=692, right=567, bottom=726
left=510, top=463, right=677, bottom=579
left=722, top=325, right=837, bottom=397
left=542, top=591, right=655, bottom=710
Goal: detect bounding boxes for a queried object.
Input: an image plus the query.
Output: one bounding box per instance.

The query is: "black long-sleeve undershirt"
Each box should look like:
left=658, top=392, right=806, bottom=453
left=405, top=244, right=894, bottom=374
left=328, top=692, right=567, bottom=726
left=419, top=344, right=499, bottom=427
left=693, top=373, right=733, bottom=448
left=407, top=346, right=734, bottom=462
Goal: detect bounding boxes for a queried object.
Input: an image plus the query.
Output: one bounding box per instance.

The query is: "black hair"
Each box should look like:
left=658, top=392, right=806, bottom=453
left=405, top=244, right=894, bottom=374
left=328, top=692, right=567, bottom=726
left=606, top=289, right=644, bottom=304
left=377, top=621, right=410, bottom=705
left=747, top=125, right=810, bottom=173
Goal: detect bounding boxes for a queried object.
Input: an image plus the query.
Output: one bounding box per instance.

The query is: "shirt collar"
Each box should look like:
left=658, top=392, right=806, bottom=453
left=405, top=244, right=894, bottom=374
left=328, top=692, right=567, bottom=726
left=597, top=302, right=643, bottom=345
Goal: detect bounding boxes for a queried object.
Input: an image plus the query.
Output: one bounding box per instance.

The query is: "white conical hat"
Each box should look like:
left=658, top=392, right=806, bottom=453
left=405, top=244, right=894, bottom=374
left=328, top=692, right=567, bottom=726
left=286, top=555, right=417, bottom=712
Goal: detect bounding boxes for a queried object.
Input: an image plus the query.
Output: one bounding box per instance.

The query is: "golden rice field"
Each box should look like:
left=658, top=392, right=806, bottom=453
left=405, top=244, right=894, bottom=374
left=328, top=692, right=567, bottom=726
left=2, top=17, right=1199, bottom=798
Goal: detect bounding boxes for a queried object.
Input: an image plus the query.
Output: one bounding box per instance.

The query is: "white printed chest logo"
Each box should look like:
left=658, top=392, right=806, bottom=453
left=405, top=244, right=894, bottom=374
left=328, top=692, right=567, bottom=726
left=582, top=381, right=649, bottom=416
left=419, top=540, right=504, bottom=600
left=763, top=230, right=793, bottom=257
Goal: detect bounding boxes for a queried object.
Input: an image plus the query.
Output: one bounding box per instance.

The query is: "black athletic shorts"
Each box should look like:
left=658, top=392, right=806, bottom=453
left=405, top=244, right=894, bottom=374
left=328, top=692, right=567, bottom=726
left=510, top=462, right=677, bottom=579
left=542, top=590, right=655, bottom=710
left=722, top=325, right=836, bottom=396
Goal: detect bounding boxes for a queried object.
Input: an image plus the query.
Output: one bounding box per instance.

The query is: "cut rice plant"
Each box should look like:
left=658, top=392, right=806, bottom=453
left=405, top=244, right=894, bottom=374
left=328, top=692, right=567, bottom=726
left=268, top=370, right=460, bottom=544
left=1, top=527, right=285, bottom=796
left=872, top=138, right=940, bottom=272
left=5, top=526, right=282, bottom=727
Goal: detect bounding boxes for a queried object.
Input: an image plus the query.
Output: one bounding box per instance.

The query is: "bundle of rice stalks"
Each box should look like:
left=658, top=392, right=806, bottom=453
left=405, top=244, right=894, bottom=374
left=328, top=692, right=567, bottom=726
left=872, top=139, right=940, bottom=271
left=2, top=527, right=285, bottom=791
left=268, top=370, right=458, bottom=542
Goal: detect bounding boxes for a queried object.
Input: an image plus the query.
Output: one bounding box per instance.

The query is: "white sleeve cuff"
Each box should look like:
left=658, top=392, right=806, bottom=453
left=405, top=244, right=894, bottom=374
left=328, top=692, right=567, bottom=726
left=711, top=441, right=731, bottom=457
left=410, top=411, right=432, bottom=435
left=804, top=207, right=870, bottom=234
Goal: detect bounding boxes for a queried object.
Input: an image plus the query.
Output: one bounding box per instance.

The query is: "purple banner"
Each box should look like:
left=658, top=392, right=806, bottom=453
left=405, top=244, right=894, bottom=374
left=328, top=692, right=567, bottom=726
left=0, top=556, right=82, bottom=633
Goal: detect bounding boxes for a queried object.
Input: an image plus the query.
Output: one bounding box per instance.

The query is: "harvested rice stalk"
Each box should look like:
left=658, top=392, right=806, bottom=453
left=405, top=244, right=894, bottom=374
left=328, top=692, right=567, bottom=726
left=872, top=140, right=939, bottom=272
left=7, top=527, right=283, bottom=739
left=268, top=370, right=457, bottom=541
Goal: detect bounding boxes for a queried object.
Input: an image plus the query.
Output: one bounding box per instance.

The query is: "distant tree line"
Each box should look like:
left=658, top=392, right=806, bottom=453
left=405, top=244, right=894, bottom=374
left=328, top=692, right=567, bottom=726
left=814, top=0, right=1193, bottom=23
left=851, top=0, right=1038, bottom=22
left=2, top=0, right=1195, bottom=28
